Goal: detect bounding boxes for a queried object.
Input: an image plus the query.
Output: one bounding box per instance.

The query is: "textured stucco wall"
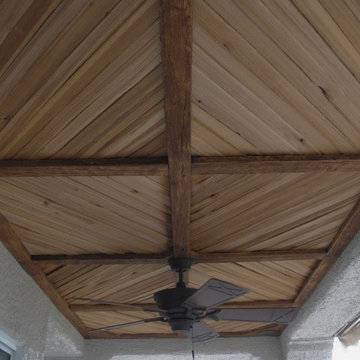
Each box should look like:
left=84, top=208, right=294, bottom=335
left=281, top=232, right=360, bottom=359
left=49, top=337, right=283, bottom=360
left=0, top=243, right=83, bottom=360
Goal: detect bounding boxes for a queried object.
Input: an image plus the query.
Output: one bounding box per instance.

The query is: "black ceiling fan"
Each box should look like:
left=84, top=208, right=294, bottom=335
left=75, top=258, right=297, bottom=343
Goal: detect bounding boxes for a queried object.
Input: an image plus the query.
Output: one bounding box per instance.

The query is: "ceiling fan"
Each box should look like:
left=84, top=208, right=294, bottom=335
left=75, top=258, right=297, bottom=343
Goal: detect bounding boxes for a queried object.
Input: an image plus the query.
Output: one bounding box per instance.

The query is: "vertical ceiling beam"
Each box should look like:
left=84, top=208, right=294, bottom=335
left=160, top=0, right=193, bottom=258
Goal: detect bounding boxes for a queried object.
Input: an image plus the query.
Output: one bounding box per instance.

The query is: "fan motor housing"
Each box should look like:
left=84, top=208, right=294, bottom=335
left=154, top=287, right=197, bottom=310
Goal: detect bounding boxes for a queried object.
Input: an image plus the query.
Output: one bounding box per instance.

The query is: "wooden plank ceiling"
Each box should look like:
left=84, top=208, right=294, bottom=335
left=1, top=0, right=360, bottom=339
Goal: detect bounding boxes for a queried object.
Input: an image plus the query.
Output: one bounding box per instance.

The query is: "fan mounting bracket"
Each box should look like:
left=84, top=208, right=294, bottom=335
left=168, top=257, right=192, bottom=273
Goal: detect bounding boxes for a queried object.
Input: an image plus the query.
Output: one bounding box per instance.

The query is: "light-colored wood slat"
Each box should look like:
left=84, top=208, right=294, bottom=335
left=296, top=0, right=360, bottom=82
left=161, top=0, right=192, bottom=257
left=53, top=66, right=164, bottom=158
left=191, top=172, right=360, bottom=252
left=0, top=0, right=61, bottom=78
left=259, top=0, right=360, bottom=139
left=0, top=176, right=170, bottom=254
left=46, top=264, right=177, bottom=304
left=0, top=0, right=164, bottom=160
left=0, top=212, right=87, bottom=336
left=15, top=21, right=161, bottom=159
left=209, top=0, right=360, bottom=149
left=191, top=0, right=360, bottom=155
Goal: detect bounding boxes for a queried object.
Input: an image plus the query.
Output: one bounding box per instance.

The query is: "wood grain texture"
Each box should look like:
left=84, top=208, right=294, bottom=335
left=0, top=158, right=168, bottom=177
left=31, top=249, right=326, bottom=265
left=161, top=0, right=192, bottom=257
left=0, top=176, right=170, bottom=255
left=192, top=155, right=360, bottom=174
left=191, top=173, right=360, bottom=252
left=295, top=197, right=360, bottom=306
left=0, top=0, right=166, bottom=159
left=0, top=0, right=61, bottom=76
left=191, top=249, right=328, bottom=263
left=0, top=212, right=87, bottom=336
left=191, top=0, right=360, bottom=156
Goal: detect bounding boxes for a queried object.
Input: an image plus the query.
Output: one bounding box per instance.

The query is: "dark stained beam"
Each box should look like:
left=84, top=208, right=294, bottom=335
left=192, top=154, right=360, bottom=174
left=31, top=253, right=171, bottom=265
left=161, top=0, right=193, bottom=257
left=294, top=198, right=360, bottom=306
left=0, top=0, right=61, bottom=76
left=0, top=213, right=87, bottom=337
left=191, top=249, right=328, bottom=263
left=70, top=300, right=295, bottom=313
left=0, top=158, right=168, bottom=177
left=2, top=155, right=360, bottom=178
left=31, top=249, right=326, bottom=265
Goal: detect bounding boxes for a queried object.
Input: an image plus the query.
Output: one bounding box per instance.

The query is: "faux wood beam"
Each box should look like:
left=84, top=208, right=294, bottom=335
left=2, top=155, right=360, bottom=177
left=294, top=198, right=360, bottom=306
left=31, top=249, right=326, bottom=265
left=191, top=249, right=328, bottom=263
left=161, top=0, right=192, bottom=257
left=191, top=154, right=360, bottom=174
left=70, top=300, right=295, bottom=313
left=0, top=213, right=87, bottom=337
left=0, top=158, right=168, bottom=177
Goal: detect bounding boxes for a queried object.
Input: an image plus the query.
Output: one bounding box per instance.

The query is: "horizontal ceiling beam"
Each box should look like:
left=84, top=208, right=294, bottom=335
left=0, top=158, right=169, bottom=177
left=31, top=249, right=327, bottom=265
left=192, top=249, right=328, bottom=262
left=70, top=300, right=295, bottom=313
left=1, top=154, right=360, bottom=177
left=31, top=253, right=171, bottom=265
left=191, top=154, right=360, bottom=174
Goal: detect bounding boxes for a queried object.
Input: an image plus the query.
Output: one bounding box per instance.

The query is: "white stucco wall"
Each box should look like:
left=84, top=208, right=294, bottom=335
left=0, top=242, right=83, bottom=360
left=281, top=232, right=360, bottom=359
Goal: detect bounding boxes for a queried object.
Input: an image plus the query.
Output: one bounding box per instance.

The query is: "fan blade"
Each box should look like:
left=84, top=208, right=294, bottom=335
left=88, top=317, right=165, bottom=333
left=211, top=308, right=297, bottom=324
left=182, top=279, right=248, bottom=309
left=72, top=297, right=162, bottom=312
left=191, top=321, right=219, bottom=343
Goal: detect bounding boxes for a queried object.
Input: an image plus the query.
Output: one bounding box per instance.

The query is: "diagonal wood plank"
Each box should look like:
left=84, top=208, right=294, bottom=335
left=0, top=0, right=61, bottom=76
left=294, top=197, right=360, bottom=306
left=0, top=212, right=87, bottom=336
left=160, top=0, right=193, bottom=257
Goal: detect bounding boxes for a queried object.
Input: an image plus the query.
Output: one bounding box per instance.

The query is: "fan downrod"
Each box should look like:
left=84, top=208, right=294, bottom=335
left=168, top=257, right=192, bottom=288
